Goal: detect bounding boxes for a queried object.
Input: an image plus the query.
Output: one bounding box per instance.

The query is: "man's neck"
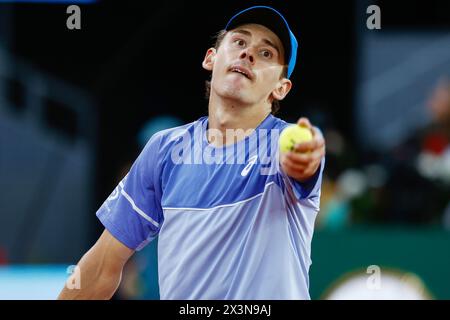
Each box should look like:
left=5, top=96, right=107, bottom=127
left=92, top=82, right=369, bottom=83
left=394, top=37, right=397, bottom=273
left=207, top=92, right=271, bottom=146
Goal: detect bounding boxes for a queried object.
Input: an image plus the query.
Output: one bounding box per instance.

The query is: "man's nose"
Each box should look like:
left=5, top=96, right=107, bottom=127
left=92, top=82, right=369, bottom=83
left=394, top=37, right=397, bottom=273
left=239, top=47, right=255, bottom=64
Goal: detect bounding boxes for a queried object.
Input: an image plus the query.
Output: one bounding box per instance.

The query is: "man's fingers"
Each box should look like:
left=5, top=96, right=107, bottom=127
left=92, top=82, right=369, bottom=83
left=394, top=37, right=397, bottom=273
left=286, top=151, right=311, bottom=165
left=282, top=155, right=307, bottom=173
left=293, top=137, right=324, bottom=153
left=282, top=154, right=320, bottom=180
left=297, top=117, right=311, bottom=129
left=281, top=119, right=325, bottom=180
left=289, top=126, right=324, bottom=153
left=287, top=148, right=324, bottom=166
left=311, top=126, right=324, bottom=139
left=293, top=140, right=317, bottom=153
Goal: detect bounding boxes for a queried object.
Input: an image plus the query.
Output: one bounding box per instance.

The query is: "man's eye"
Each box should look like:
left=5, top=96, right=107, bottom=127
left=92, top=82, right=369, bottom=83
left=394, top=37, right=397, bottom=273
left=234, top=39, right=246, bottom=47
left=261, top=50, right=273, bottom=59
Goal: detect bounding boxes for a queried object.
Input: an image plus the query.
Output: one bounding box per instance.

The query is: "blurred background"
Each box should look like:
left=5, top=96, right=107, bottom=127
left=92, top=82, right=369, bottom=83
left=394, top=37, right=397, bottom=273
left=0, top=0, right=449, bottom=299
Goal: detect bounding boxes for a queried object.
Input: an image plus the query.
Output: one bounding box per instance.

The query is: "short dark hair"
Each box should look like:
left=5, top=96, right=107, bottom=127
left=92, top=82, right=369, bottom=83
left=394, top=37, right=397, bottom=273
left=204, top=30, right=288, bottom=115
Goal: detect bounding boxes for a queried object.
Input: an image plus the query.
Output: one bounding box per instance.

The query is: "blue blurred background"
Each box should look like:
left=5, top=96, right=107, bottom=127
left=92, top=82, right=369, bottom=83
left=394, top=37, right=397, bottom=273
left=0, top=0, right=449, bottom=299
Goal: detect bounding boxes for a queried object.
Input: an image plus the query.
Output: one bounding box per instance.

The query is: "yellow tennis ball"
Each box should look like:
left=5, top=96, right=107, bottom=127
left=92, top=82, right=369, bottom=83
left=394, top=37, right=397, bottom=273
left=279, top=124, right=313, bottom=153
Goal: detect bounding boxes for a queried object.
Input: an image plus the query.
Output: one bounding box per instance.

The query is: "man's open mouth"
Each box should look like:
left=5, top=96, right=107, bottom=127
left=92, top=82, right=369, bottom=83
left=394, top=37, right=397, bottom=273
left=229, top=66, right=253, bottom=80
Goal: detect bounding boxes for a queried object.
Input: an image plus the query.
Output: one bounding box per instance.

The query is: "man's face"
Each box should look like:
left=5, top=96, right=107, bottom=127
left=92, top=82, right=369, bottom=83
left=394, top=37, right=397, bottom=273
left=203, top=23, right=291, bottom=106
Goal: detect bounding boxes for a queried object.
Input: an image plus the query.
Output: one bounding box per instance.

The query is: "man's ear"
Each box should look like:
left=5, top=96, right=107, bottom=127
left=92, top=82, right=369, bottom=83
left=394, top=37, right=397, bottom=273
left=202, top=48, right=216, bottom=71
left=272, top=78, right=292, bottom=101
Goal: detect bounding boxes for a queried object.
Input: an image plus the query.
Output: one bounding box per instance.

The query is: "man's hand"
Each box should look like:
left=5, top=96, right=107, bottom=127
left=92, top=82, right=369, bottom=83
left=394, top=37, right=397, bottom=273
left=280, top=117, right=326, bottom=182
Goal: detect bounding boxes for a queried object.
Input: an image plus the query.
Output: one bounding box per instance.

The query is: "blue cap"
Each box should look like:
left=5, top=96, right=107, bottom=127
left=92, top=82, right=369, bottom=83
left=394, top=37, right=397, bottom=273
left=225, top=6, right=298, bottom=78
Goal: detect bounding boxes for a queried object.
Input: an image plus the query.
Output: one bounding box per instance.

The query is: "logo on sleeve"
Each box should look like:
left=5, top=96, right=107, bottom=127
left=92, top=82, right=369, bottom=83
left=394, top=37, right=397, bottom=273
left=104, top=174, right=128, bottom=211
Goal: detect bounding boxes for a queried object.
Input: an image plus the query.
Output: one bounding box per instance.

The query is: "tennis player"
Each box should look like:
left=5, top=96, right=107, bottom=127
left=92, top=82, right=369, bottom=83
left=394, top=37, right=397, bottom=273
left=58, top=5, right=326, bottom=300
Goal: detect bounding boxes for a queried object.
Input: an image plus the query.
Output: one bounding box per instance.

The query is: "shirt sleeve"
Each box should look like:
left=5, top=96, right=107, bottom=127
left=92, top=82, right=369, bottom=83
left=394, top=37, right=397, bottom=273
left=96, top=134, right=164, bottom=251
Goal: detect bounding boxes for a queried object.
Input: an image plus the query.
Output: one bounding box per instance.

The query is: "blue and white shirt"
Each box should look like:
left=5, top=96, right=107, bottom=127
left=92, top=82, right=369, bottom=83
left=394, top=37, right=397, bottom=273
left=96, top=114, right=325, bottom=300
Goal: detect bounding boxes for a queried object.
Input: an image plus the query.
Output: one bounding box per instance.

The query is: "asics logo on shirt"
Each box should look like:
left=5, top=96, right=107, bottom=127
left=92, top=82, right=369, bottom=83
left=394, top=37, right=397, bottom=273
left=241, top=155, right=258, bottom=177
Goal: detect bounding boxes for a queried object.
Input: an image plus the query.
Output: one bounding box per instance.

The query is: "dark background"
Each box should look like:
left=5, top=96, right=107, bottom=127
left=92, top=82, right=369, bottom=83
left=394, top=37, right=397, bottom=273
left=1, top=0, right=450, bottom=299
